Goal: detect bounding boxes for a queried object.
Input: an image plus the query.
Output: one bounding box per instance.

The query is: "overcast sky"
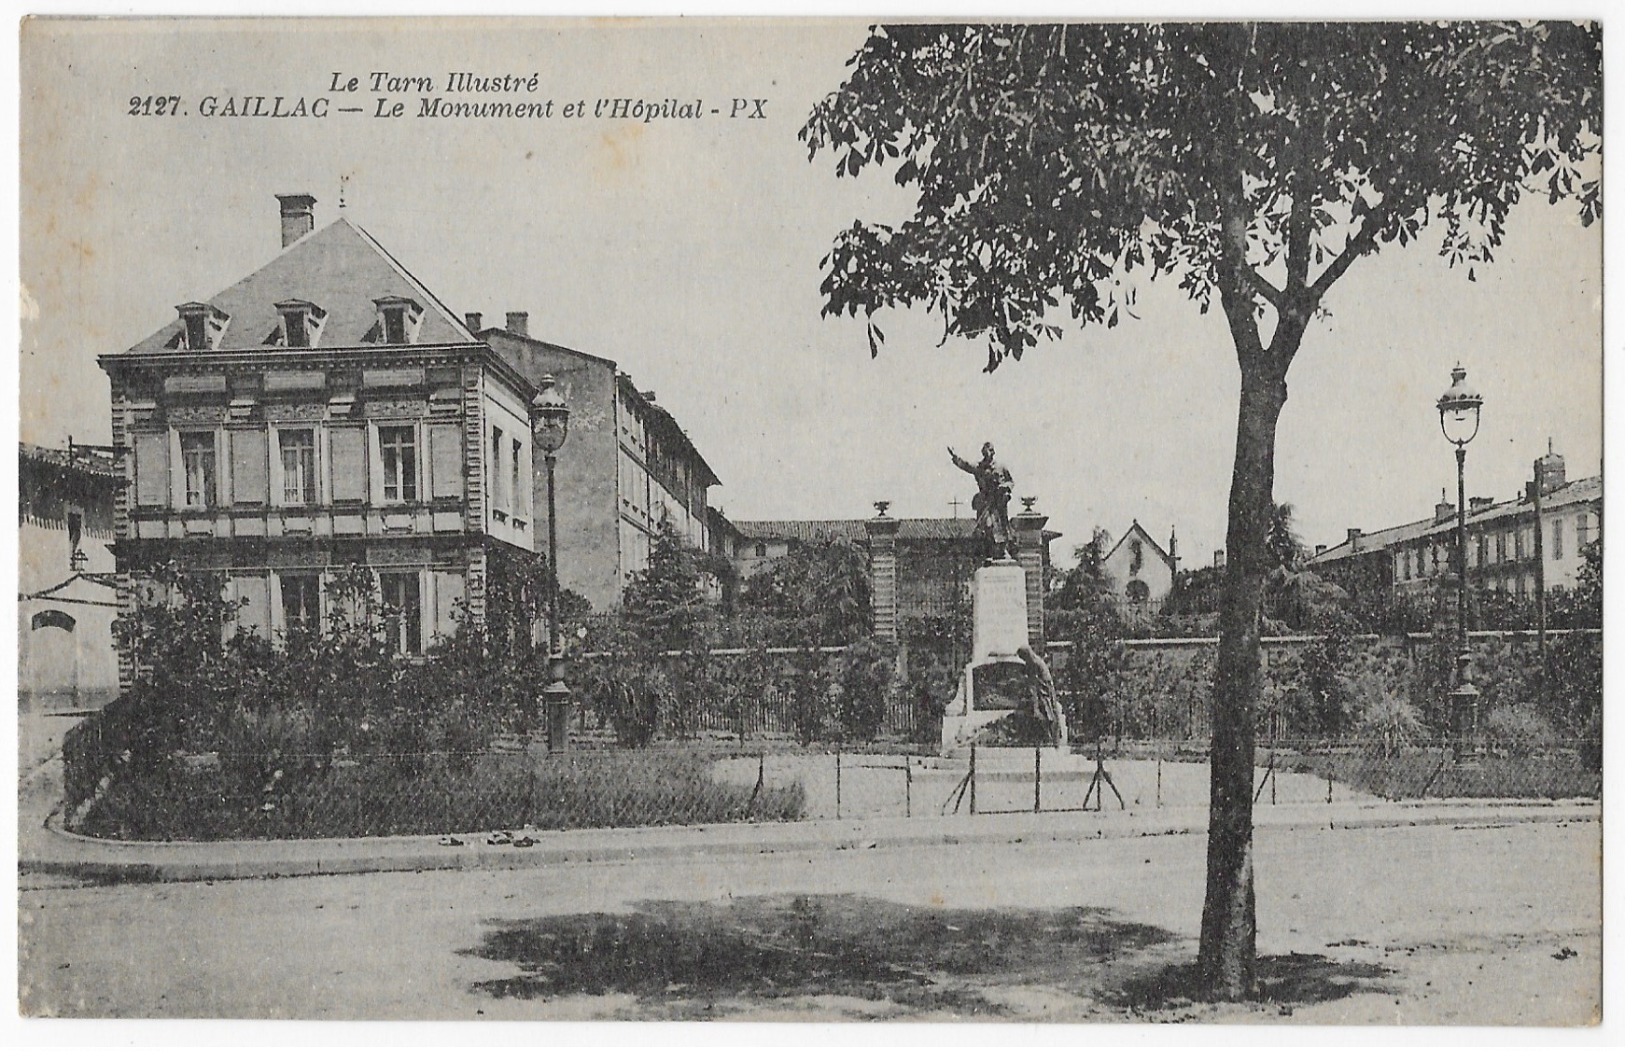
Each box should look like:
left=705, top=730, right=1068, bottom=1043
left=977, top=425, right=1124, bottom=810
left=18, top=17, right=1603, bottom=567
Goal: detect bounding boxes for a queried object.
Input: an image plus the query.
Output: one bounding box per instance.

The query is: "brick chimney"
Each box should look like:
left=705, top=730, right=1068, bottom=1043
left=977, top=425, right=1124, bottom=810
left=1314, top=543, right=1327, bottom=556
left=1346, top=528, right=1362, bottom=552
left=276, top=193, right=316, bottom=249
left=1536, top=439, right=1566, bottom=493
left=505, top=311, right=529, bottom=338
left=1434, top=488, right=1456, bottom=523
left=1470, top=496, right=1494, bottom=512
left=1213, top=548, right=1226, bottom=569
left=464, top=312, right=483, bottom=332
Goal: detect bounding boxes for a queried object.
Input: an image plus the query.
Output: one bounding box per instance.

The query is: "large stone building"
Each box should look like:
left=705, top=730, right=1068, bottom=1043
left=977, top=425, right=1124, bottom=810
left=722, top=506, right=1060, bottom=641
left=479, top=320, right=719, bottom=613
left=18, top=442, right=120, bottom=708
left=1309, top=446, right=1601, bottom=601
left=99, top=194, right=544, bottom=657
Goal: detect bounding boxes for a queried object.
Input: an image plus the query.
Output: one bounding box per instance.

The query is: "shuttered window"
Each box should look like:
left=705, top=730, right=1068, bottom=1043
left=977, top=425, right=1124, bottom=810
left=234, top=575, right=271, bottom=638
left=231, top=430, right=269, bottom=505
left=329, top=427, right=367, bottom=502
left=133, top=432, right=170, bottom=508
left=429, top=423, right=463, bottom=500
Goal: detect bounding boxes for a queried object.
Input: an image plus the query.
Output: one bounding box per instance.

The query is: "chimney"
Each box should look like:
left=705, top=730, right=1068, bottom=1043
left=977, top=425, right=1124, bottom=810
left=505, top=311, right=529, bottom=338
left=276, top=193, right=316, bottom=249
left=1346, top=528, right=1362, bottom=552
left=1434, top=488, right=1456, bottom=523
left=1213, top=548, right=1226, bottom=569
left=1469, top=496, right=1494, bottom=512
left=464, top=312, right=483, bottom=332
left=1536, top=440, right=1566, bottom=493
left=641, top=390, right=658, bottom=404
left=1314, top=544, right=1327, bottom=556
left=1168, top=526, right=1178, bottom=566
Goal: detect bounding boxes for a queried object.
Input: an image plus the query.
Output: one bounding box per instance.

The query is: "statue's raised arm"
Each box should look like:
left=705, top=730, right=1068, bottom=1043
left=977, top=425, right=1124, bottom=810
left=947, top=446, right=976, bottom=474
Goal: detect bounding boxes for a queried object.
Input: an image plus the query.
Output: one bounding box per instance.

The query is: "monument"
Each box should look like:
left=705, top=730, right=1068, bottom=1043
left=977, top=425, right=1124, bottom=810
left=940, top=444, right=1066, bottom=752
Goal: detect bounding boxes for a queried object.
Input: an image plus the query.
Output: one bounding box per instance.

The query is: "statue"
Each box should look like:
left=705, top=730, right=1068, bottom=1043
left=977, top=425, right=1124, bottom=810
left=949, top=442, right=1015, bottom=561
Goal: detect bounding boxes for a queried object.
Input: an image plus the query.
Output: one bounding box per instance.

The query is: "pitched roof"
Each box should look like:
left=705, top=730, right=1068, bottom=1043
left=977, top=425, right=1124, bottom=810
left=125, top=218, right=476, bottom=354
left=1102, top=520, right=1176, bottom=568
left=733, top=518, right=1061, bottom=544
left=19, top=441, right=120, bottom=479
left=1309, top=474, right=1602, bottom=565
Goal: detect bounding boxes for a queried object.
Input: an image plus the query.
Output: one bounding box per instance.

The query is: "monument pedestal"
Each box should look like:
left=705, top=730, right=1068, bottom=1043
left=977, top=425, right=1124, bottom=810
left=939, top=560, right=1067, bottom=752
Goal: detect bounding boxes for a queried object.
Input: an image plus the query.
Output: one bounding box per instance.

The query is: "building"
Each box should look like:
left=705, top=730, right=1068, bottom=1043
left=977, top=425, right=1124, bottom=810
left=18, top=442, right=120, bottom=709
left=479, top=320, right=720, bottom=613
left=98, top=194, right=544, bottom=659
left=723, top=508, right=1060, bottom=640
left=1100, top=521, right=1179, bottom=609
left=1309, top=447, right=1601, bottom=601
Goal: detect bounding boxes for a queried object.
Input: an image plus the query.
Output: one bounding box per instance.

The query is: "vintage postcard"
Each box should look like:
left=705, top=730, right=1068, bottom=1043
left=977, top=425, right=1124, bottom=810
left=15, top=15, right=1605, bottom=1029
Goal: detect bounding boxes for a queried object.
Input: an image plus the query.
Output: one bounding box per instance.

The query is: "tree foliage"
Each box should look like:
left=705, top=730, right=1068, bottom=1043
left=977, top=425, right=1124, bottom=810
left=804, top=20, right=1599, bottom=998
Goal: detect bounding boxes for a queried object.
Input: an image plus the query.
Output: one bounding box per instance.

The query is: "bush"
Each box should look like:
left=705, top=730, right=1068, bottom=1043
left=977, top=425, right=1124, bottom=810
left=1484, top=703, right=1559, bottom=756
left=835, top=637, right=898, bottom=742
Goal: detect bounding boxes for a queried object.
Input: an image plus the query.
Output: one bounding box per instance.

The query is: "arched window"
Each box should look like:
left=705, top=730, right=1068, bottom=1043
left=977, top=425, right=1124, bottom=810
left=31, top=609, right=76, bottom=632
left=1125, top=579, right=1151, bottom=603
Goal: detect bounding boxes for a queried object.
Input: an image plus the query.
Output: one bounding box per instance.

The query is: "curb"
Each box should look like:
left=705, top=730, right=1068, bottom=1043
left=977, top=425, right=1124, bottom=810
left=23, top=799, right=1600, bottom=886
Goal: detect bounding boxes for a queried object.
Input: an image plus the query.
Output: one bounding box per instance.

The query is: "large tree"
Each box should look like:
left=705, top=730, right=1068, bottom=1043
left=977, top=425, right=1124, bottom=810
left=802, top=21, right=1599, bottom=997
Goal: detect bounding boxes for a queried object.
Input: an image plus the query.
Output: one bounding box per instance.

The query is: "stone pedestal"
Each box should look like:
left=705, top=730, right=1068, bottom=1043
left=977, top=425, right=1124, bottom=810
left=942, top=561, right=1046, bottom=750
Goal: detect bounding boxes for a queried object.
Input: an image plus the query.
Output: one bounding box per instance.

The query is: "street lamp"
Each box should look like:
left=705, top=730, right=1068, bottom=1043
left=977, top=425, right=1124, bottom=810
left=532, top=374, right=571, bottom=754
left=1436, top=363, right=1483, bottom=759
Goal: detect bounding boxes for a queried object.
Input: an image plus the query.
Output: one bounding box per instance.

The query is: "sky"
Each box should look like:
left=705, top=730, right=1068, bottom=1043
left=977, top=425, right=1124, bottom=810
left=17, top=17, right=1604, bottom=570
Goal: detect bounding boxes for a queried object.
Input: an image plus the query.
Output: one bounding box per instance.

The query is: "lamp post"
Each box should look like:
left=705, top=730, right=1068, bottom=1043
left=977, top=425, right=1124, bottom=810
left=532, top=374, right=571, bottom=754
left=1436, top=363, right=1483, bottom=760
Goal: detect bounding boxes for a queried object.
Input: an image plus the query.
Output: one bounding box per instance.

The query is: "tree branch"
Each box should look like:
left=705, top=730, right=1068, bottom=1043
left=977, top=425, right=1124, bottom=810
left=1308, top=210, right=1383, bottom=301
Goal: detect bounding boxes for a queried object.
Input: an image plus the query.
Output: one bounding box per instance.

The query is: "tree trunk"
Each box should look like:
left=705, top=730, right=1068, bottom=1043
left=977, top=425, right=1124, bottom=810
left=1197, top=357, right=1289, bottom=999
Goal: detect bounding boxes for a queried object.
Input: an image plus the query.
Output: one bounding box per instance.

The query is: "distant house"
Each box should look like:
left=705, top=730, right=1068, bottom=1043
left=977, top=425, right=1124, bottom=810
left=19, top=442, right=120, bottom=709
left=1310, top=447, right=1601, bottom=601
left=1101, top=521, right=1179, bottom=610
left=722, top=513, right=1060, bottom=632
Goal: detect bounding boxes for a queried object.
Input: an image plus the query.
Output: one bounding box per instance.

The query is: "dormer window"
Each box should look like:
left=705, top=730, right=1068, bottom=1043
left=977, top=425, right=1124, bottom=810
left=174, top=302, right=230, bottom=350
left=273, top=299, right=327, bottom=348
left=373, top=296, right=424, bottom=345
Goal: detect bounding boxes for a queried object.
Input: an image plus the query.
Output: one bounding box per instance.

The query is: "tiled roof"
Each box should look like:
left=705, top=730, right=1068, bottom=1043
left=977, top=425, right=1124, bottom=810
left=1310, top=474, right=1602, bottom=565
left=733, top=518, right=1060, bottom=544
left=1103, top=520, right=1176, bottom=568
left=125, top=218, right=475, bottom=354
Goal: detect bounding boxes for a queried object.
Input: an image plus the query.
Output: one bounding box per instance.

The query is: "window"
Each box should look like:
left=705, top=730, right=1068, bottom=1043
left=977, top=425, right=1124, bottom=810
left=383, top=308, right=406, bottom=345
left=175, top=302, right=228, bottom=350
left=1496, top=531, right=1507, bottom=563
left=491, top=426, right=505, bottom=515
left=1552, top=518, right=1564, bottom=560
left=1125, top=579, right=1151, bottom=603
left=280, top=429, right=317, bottom=504
left=280, top=574, right=320, bottom=634
left=1577, top=514, right=1590, bottom=550
left=511, top=438, right=524, bottom=520
left=180, top=432, right=216, bottom=509
left=1514, top=527, right=1525, bottom=561
left=379, top=426, right=417, bottom=503
left=373, top=296, right=423, bottom=346
left=379, top=572, right=422, bottom=655
left=273, top=299, right=326, bottom=348
left=755, top=542, right=767, bottom=558
left=1475, top=533, right=1487, bottom=570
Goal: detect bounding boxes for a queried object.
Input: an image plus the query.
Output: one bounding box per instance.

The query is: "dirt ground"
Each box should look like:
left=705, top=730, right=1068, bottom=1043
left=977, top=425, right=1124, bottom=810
left=18, top=819, right=1600, bottom=1024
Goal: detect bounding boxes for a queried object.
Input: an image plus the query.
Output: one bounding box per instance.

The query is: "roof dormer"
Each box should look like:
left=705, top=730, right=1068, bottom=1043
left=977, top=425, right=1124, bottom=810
left=269, top=299, right=328, bottom=348
left=372, top=296, right=425, bottom=345
left=173, top=302, right=230, bottom=351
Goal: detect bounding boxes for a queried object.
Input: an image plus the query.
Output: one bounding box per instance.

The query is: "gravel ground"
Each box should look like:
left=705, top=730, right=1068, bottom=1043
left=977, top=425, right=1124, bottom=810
left=18, top=820, right=1600, bottom=1024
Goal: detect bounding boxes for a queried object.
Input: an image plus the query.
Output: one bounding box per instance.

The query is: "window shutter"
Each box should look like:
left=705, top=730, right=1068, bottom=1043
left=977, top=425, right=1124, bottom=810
left=230, top=430, right=269, bottom=505
left=429, top=423, right=464, bottom=500
left=134, top=432, right=170, bottom=507
left=234, top=575, right=271, bottom=638
left=330, top=427, right=366, bottom=502
left=434, top=569, right=465, bottom=639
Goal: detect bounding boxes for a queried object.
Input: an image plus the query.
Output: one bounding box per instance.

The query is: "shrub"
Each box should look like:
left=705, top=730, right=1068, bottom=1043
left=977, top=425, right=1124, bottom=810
left=835, top=637, right=898, bottom=742
left=1484, top=703, right=1559, bottom=756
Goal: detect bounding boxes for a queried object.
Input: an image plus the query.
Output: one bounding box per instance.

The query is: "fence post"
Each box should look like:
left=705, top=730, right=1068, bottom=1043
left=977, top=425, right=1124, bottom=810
left=835, top=749, right=842, bottom=820
left=969, top=744, right=978, bottom=815
left=1034, top=746, right=1042, bottom=813
left=905, top=756, right=912, bottom=819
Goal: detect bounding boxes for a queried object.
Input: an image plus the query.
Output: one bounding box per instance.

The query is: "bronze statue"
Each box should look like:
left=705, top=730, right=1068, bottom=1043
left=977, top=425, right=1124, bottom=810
left=949, top=442, right=1015, bottom=561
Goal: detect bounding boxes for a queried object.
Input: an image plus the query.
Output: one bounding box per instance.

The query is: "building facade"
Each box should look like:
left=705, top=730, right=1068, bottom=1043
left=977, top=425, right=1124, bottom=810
left=19, top=442, right=120, bottom=708
left=1100, top=521, right=1179, bottom=610
left=99, top=195, right=542, bottom=660
left=1309, top=448, right=1601, bottom=601
left=480, top=320, right=720, bottom=613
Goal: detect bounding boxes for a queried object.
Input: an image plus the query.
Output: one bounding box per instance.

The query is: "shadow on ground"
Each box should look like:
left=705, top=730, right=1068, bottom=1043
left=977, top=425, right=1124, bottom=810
left=1111, top=952, right=1398, bottom=1017
left=463, top=894, right=1179, bottom=1018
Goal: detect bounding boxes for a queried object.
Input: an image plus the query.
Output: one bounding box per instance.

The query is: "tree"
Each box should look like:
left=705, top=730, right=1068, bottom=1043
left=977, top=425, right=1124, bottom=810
left=623, top=514, right=710, bottom=651
left=739, top=537, right=872, bottom=645
left=802, top=21, right=1599, bottom=997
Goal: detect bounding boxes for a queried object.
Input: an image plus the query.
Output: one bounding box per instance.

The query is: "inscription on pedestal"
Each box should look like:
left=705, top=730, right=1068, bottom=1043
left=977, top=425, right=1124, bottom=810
left=972, top=562, right=1029, bottom=662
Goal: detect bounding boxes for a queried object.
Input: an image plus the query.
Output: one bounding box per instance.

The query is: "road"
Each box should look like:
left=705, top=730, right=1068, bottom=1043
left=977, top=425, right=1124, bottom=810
left=18, top=819, right=1600, bottom=1024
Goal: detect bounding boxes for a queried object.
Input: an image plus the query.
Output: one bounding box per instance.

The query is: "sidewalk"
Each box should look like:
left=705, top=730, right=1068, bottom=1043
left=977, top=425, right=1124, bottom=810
left=20, top=756, right=1599, bottom=885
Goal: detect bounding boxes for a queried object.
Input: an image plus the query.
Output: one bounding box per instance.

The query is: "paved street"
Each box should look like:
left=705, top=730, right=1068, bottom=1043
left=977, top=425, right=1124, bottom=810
left=19, top=818, right=1600, bottom=1023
